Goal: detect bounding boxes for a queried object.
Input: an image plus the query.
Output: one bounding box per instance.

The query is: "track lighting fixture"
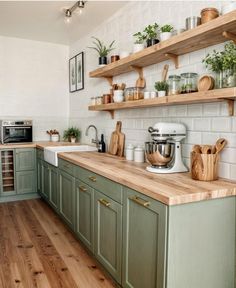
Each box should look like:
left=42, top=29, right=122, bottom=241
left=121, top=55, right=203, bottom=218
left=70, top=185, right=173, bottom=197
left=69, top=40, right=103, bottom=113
left=64, top=1, right=86, bottom=24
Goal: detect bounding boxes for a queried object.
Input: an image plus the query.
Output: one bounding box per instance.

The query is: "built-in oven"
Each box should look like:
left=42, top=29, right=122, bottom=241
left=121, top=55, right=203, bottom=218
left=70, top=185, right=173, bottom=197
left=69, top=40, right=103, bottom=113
left=0, top=120, right=33, bottom=144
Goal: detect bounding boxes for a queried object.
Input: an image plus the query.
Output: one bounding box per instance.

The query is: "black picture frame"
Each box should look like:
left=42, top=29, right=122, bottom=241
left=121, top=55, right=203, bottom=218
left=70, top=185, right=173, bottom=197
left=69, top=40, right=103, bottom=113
left=75, top=52, right=84, bottom=91
left=69, top=56, right=76, bottom=92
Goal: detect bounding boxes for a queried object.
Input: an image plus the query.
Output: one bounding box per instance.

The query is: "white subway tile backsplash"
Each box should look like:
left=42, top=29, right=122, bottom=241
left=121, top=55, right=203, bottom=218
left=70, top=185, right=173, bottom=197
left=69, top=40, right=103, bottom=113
left=211, top=117, right=231, bottom=132
left=202, top=132, right=220, bottom=145
left=218, top=162, right=230, bottom=179
left=203, top=103, right=220, bottom=116
left=230, top=165, right=236, bottom=181
left=187, top=104, right=203, bottom=117
left=193, top=118, right=211, bottom=131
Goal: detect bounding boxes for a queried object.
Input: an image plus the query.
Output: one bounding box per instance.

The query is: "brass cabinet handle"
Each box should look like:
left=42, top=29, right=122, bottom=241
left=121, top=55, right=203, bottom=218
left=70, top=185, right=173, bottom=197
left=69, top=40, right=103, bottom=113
left=130, top=196, right=150, bottom=207
left=79, top=186, right=87, bottom=192
left=89, top=176, right=97, bottom=182
left=99, top=199, right=111, bottom=207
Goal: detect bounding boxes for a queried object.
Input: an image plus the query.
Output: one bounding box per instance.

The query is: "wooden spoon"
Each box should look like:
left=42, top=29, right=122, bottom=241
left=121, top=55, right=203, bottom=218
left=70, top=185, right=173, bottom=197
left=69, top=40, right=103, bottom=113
left=201, top=145, right=213, bottom=154
left=193, top=144, right=202, bottom=154
left=161, top=64, right=169, bottom=81
left=215, top=138, right=227, bottom=154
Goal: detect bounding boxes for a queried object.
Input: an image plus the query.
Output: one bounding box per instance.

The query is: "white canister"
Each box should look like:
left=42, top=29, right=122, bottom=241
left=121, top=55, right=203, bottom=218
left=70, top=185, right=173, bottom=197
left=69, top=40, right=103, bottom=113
left=134, top=146, right=145, bottom=163
left=113, top=90, right=124, bottom=103
left=50, top=134, right=60, bottom=142
left=150, top=91, right=157, bottom=99
left=126, top=144, right=134, bottom=161
left=144, top=91, right=151, bottom=99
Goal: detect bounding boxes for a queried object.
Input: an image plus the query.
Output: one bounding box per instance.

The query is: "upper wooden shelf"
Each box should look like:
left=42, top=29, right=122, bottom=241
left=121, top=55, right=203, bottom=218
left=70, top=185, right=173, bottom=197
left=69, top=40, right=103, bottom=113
left=88, top=88, right=236, bottom=117
left=89, top=11, right=236, bottom=79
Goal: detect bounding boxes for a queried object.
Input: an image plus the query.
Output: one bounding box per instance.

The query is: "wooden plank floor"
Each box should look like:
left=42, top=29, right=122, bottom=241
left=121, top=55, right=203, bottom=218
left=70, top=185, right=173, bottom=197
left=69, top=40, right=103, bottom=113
left=0, top=199, right=116, bottom=288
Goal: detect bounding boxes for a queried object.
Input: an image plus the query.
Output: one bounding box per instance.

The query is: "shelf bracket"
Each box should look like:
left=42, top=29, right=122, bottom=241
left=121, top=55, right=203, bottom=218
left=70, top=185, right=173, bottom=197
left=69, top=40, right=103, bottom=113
left=106, top=110, right=114, bottom=119
left=226, top=99, right=234, bottom=116
left=130, top=65, right=143, bottom=78
left=222, top=31, right=236, bottom=44
left=165, top=53, right=179, bottom=69
left=104, top=77, right=113, bottom=86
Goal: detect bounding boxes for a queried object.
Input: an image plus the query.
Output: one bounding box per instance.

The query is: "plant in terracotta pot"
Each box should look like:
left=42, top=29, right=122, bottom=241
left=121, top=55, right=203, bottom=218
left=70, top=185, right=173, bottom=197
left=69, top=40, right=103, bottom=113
left=155, top=81, right=169, bottom=97
left=46, top=129, right=60, bottom=142
left=63, top=127, right=80, bottom=143
left=88, top=37, right=115, bottom=67
left=160, top=24, right=174, bottom=41
left=143, top=23, right=159, bottom=47
left=133, top=31, right=146, bottom=53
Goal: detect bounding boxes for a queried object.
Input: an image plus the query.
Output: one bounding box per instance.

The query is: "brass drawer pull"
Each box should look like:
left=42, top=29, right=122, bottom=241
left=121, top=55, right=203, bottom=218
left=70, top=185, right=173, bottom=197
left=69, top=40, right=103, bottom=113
left=99, top=199, right=111, bottom=207
left=130, top=196, right=150, bottom=207
left=89, top=176, right=97, bottom=182
left=79, top=186, right=87, bottom=192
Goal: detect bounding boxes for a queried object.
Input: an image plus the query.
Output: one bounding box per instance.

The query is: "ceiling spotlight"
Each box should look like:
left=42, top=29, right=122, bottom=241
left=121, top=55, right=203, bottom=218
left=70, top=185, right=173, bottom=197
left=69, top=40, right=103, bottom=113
left=64, top=1, right=86, bottom=23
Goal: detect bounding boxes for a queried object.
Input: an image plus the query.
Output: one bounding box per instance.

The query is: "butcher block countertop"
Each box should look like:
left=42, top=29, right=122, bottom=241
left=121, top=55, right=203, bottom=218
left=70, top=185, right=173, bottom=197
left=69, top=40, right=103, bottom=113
left=0, top=142, right=80, bottom=149
left=58, top=151, right=236, bottom=206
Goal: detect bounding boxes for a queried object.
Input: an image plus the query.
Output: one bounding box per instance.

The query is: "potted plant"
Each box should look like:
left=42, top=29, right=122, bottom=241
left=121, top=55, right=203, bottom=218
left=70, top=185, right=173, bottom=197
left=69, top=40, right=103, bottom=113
left=203, top=41, right=236, bottom=88
left=46, top=129, right=60, bottom=142
left=154, top=81, right=169, bottom=97
left=144, top=23, right=159, bottom=47
left=160, top=24, right=174, bottom=41
left=63, top=127, right=80, bottom=143
left=88, top=37, right=115, bottom=67
left=133, top=31, right=146, bottom=53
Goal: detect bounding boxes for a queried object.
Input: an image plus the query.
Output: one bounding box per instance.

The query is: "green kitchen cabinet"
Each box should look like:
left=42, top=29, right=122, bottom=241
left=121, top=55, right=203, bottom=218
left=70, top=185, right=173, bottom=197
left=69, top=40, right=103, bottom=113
left=49, top=165, right=58, bottom=210
left=37, top=158, right=43, bottom=195
left=58, top=169, right=75, bottom=230
left=94, top=189, right=122, bottom=284
left=0, top=149, right=16, bottom=196
left=16, top=170, right=36, bottom=194
left=122, top=188, right=168, bottom=288
left=75, top=180, right=94, bottom=252
left=41, top=161, right=50, bottom=200
left=16, top=148, right=35, bottom=171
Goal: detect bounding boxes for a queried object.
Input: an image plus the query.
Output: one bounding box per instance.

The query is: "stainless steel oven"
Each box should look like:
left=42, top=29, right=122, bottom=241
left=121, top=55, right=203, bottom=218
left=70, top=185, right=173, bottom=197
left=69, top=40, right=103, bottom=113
left=0, top=120, right=33, bottom=144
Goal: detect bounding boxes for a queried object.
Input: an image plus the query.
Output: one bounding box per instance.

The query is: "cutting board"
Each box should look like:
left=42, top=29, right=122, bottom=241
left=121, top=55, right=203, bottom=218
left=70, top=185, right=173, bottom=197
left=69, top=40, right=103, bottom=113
left=116, top=121, right=125, bottom=157
left=109, top=121, right=125, bottom=157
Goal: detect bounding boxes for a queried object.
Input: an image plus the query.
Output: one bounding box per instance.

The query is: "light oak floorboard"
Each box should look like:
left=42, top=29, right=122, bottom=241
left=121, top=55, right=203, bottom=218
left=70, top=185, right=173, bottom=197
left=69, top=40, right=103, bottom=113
left=0, top=199, right=116, bottom=288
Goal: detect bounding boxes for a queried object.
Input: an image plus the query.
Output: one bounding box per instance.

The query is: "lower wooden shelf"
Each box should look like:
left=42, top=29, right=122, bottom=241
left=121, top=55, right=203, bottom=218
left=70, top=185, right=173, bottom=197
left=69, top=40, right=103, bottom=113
left=88, top=88, right=236, bottom=118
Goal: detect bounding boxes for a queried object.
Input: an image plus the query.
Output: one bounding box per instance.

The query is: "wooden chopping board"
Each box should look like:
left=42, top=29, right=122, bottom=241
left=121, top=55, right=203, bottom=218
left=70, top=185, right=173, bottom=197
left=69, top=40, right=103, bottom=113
left=109, top=121, right=125, bottom=157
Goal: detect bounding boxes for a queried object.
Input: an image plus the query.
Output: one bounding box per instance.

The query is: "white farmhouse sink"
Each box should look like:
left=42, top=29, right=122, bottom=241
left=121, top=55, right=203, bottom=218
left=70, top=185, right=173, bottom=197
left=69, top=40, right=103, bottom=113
left=44, top=145, right=97, bottom=167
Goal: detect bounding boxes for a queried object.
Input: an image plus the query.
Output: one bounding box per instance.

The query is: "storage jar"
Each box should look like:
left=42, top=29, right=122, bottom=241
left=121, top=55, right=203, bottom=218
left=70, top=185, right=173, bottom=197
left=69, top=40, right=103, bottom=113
left=90, top=97, right=96, bottom=106
left=124, top=88, right=134, bottom=101
left=201, top=8, right=219, bottom=24
left=133, top=87, right=144, bottom=100
left=168, top=75, right=181, bottom=95
left=134, top=146, right=145, bottom=163
left=126, top=144, right=134, bottom=161
left=96, top=96, right=103, bottom=105
left=180, top=73, right=198, bottom=93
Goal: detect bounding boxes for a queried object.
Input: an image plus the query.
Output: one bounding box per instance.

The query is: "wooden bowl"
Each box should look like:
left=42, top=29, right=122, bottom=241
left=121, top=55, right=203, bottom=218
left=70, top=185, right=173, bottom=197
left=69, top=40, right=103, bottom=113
left=198, top=75, right=215, bottom=91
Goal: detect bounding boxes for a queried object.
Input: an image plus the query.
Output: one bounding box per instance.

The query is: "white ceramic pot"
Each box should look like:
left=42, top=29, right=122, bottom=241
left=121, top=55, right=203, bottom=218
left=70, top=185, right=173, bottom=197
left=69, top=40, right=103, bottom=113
left=144, top=91, right=151, bottom=99
left=113, top=90, right=124, bottom=103
left=133, top=43, right=145, bottom=53
left=160, top=32, right=172, bottom=41
left=50, top=134, right=59, bottom=142
left=70, top=137, right=76, bottom=143
left=158, top=91, right=166, bottom=97
left=150, top=91, right=157, bottom=99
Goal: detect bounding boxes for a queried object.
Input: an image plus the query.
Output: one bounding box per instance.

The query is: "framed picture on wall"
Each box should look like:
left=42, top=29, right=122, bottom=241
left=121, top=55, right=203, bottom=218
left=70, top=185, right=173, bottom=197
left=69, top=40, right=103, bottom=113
left=69, top=56, right=76, bottom=92
left=75, top=52, right=84, bottom=91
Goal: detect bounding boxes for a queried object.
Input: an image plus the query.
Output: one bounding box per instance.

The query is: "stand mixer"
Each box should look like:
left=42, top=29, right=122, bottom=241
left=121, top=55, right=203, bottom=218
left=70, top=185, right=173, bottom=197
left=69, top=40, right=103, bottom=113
left=145, top=122, right=188, bottom=174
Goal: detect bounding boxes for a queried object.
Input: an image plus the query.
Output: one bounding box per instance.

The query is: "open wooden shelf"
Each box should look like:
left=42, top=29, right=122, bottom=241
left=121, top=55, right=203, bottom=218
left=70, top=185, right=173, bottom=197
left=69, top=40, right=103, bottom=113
left=88, top=88, right=236, bottom=118
left=89, top=11, right=236, bottom=80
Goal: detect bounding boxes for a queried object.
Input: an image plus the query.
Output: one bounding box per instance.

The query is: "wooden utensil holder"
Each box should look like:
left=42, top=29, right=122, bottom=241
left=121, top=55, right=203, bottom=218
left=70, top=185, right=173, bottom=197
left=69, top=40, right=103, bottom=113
left=191, top=152, right=219, bottom=181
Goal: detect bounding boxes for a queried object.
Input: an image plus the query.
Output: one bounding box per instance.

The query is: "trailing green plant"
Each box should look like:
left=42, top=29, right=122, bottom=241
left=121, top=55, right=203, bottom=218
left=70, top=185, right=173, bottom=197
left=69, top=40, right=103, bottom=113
left=133, top=31, right=146, bottom=44
left=160, top=24, right=174, bottom=33
left=88, top=37, right=115, bottom=57
left=144, top=23, right=159, bottom=39
left=154, top=81, right=169, bottom=91
left=63, top=127, right=81, bottom=141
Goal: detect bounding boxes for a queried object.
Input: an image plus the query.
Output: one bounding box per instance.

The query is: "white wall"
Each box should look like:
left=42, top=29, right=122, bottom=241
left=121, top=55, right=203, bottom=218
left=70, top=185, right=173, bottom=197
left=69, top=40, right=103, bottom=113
left=69, top=0, right=236, bottom=180
left=0, top=36, right=69, bottom=140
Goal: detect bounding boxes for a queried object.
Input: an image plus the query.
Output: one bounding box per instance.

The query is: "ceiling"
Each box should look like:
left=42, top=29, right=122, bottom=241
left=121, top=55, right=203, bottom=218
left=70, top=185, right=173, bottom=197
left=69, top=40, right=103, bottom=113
left=0, top=1, right=127, bottom=45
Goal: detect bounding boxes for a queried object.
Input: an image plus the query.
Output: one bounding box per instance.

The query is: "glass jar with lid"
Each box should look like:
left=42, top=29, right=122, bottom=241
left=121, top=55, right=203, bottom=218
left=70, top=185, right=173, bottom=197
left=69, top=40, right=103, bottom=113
left=180, top=73, right=198, bottom=93
left=133, top=87, right=144, bottom=100
left=96, top=96, right=103, bottom=105
left=168, top=75, right=181, bottom=95
left=124, top=88, right=134, bottom=101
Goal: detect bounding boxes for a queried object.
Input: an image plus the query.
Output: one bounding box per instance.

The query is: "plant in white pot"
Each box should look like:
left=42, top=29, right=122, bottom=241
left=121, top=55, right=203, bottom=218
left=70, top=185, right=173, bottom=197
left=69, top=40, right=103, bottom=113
left=155, top=81, right=169, bottom=97
left=160, top=24, right=174, bottom=41
left=63, top=127, right=80, bottom=143
left=133, top=31, right=146, bottom=53
left=46, top=129, right=60, bottom=142
left=88, top=37, right=115, bottom=67
left=144, top=23, right=159, bottom=47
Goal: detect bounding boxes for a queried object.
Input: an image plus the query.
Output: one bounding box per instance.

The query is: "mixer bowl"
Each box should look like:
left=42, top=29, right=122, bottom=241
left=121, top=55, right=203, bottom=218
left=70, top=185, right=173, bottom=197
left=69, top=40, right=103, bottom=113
left=145, top=142, right=175, bottom=168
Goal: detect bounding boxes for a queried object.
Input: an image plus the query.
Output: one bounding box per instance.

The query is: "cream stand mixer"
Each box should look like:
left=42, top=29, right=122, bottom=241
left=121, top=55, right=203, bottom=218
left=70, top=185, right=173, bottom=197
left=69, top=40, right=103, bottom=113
left=145, top=122, right=188, bottom=174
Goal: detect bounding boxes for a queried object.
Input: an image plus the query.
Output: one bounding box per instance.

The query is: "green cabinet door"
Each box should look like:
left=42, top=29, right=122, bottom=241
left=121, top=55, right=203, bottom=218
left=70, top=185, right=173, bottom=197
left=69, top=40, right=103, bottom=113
left=16, top=170, right=36, bottom=194
left=37, top=158, right=43, bottom=195
left=42, top=162, right=50, bottom=200
left=94, top=190, right=122, bottom=284
left=76, top=180, right=94, bottom=252
left=58, top=170, right=75, bottom=230
left=122, top=188, right=168, bottom=288
left=49, top=165, right=58, bottom=210
left=16, top=148, right=35, bottom=171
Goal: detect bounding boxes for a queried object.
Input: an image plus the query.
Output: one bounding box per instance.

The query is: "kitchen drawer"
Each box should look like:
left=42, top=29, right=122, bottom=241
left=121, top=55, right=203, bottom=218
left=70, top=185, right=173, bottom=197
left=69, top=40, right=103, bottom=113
left=76, top=166, right=123, bottom=204
left=58, top=158, right=76, bottom=176
left=36, top=148, right=44, bottom=160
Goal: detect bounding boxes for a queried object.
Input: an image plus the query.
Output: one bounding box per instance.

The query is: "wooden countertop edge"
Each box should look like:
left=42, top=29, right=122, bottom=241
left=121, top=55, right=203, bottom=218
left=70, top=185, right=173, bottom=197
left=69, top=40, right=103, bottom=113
left=58, top=153, right=236, bottom=206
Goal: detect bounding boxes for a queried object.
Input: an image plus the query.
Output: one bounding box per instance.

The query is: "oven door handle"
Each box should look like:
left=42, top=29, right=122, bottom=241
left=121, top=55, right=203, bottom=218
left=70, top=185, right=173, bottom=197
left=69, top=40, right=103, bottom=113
left=5, top=126, right=32, bottom=129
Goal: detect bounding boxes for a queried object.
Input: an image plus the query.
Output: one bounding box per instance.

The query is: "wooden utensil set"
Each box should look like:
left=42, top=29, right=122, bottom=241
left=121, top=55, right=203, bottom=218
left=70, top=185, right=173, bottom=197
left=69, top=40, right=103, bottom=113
left=191, top=138, right=227, bottom=181
left=109, top=121, right=125, bottom=157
